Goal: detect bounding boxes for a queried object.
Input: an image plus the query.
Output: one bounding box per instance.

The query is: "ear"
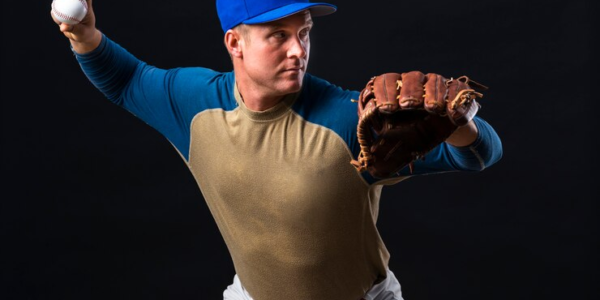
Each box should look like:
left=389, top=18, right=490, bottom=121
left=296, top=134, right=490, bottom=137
left=224, top=29, right=244, bottom=58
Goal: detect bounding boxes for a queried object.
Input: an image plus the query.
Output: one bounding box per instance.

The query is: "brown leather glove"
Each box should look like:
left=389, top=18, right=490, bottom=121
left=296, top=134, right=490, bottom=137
left=350, top=71, right=488, bottom=179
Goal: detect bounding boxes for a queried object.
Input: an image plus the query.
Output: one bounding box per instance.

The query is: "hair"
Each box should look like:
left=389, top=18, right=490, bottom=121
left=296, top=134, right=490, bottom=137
left=234, top=23, right=251, bottom=43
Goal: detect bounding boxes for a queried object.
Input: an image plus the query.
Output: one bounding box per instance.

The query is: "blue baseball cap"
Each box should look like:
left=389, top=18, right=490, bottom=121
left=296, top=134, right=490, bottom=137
left=216, top=0, right=337, bottom=33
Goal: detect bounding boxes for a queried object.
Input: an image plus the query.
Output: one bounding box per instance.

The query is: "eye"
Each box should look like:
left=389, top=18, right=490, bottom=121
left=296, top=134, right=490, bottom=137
left=299, top=28, right=311, bottom=38
left=272, top=31, right=286, bottom=39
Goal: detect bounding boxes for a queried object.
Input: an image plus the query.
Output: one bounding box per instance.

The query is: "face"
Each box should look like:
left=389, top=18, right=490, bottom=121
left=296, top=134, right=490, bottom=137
left=234, top=11, right=313, bottom=97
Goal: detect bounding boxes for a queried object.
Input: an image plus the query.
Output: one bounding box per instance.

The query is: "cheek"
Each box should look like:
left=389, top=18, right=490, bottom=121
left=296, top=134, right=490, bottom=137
left=247, top=46, right=281, bottom=68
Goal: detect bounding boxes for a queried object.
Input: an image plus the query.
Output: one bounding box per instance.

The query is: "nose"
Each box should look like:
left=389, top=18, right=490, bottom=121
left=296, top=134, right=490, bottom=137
left=288, top=35, right=307, bottom=59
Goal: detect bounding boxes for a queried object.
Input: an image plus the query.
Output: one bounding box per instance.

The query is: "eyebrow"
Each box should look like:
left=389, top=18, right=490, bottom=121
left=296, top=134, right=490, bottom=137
left=266, top=19, right=314, bottom=30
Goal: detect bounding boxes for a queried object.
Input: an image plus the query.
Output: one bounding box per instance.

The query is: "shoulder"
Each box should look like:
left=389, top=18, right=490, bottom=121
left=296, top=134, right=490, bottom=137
left=292, top=73, right=361, bottom=152
left=301, top=73, right=360, bottom=104
left=169, top=67, right=233, bottom=87
left=170, top=68, right=235, bottom=97
left=167, top=68, right=237, bottom=111
left=294, top=73, right=360, bottom=121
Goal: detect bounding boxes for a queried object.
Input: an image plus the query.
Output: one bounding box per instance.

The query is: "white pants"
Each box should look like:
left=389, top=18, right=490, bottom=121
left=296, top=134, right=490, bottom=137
left=223, top=269, right=404, bottom=300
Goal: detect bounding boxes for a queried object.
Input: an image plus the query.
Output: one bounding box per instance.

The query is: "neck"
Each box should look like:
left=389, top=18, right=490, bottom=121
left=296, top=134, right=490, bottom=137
left=235, top=78, right=286, bottom=112
left=238, top=87, right=285, bottom=111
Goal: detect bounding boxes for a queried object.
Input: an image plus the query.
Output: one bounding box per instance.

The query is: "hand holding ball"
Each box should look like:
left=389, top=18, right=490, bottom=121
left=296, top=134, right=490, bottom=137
left=51, top=0, right=88, bottom=25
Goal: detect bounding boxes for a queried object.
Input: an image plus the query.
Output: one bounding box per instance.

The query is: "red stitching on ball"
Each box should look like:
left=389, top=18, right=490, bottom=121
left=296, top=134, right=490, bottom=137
left=78, top=0, right=88, bottom=10
left=52, top=1, right=84, bottom=23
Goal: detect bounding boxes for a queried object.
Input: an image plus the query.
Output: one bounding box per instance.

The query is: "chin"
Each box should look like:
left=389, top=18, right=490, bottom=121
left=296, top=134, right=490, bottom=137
left=287, top=83, right=303, bottom=93
left=281, top=77, right=304, bottom=94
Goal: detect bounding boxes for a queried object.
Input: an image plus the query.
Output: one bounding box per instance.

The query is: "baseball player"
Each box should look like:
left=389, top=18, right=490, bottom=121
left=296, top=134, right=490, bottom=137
left=51, top=0, right=503, bottom=299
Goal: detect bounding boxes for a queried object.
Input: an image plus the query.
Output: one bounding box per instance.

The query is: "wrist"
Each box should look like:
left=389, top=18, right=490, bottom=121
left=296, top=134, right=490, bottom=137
left=71, top=29, right=102, bottom=54
left=446, top=120, right=479, bottom=147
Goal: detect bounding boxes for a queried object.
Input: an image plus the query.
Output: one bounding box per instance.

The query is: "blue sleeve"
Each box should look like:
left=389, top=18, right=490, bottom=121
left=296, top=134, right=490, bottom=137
left=396, top=116, right=503, bottom=177
left=73, top=34, right=236, bottom=160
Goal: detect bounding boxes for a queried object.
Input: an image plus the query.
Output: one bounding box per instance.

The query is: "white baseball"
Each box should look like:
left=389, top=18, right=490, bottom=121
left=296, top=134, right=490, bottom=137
left=51, top=0, right=88, bottom=25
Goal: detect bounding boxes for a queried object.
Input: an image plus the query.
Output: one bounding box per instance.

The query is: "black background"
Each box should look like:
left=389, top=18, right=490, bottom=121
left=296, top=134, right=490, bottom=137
left=1, top=0, right=597, bottom=299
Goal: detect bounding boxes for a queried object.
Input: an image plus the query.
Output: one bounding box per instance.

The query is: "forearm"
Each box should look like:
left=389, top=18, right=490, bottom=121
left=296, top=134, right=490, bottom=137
left=446, top=117, right=503, bottom=171
left=74, top=34, right=142, bottom=103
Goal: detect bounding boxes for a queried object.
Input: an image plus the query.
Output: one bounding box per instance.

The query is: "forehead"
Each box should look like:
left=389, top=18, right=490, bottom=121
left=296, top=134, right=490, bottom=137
left=252, top=10, right=313, bottom=31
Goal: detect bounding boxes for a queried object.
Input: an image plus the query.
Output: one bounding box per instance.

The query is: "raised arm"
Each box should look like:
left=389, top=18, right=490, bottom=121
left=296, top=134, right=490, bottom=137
left=50, top=0, right=236, bottom=161
left=50, top=0, right=188, bottom=156
left=51, top=0, right=144, bottom=105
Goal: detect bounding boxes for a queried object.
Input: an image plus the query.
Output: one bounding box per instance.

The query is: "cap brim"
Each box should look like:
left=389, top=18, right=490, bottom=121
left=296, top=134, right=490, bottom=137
left=243, top=3, right=337, bottom=25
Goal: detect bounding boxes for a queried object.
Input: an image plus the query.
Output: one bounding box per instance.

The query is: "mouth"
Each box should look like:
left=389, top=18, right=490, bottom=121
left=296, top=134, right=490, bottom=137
left=284, top=62, right=305, bottom=71
left=283, top=67, right=304, bottom=74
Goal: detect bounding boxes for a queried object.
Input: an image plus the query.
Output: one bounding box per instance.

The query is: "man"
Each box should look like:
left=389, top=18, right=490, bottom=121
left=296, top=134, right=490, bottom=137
left=52, top=0, right=502, bottom=299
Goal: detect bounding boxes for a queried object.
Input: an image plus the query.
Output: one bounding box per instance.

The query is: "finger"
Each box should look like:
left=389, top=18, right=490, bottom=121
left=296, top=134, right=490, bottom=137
left=446, top=76, right=480, bottom=126
left=85, top=0, right=94, bottom=15
left=60, top=23, right=75, bottom=33
left=423, top=73, right=447, bottom=114
left=357, top=76, right=376, bottom=117
left=446, top=76, right=471, bottom=109
left=374, top=73, right=402, bottom=113
left=399, top=71, right=425, bottom=109
left=84, top=0, right=94, bottom=17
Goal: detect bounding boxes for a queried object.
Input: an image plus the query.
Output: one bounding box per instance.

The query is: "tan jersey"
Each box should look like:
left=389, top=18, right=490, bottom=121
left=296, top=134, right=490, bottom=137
left=188, top=83, right=402, bottom=299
